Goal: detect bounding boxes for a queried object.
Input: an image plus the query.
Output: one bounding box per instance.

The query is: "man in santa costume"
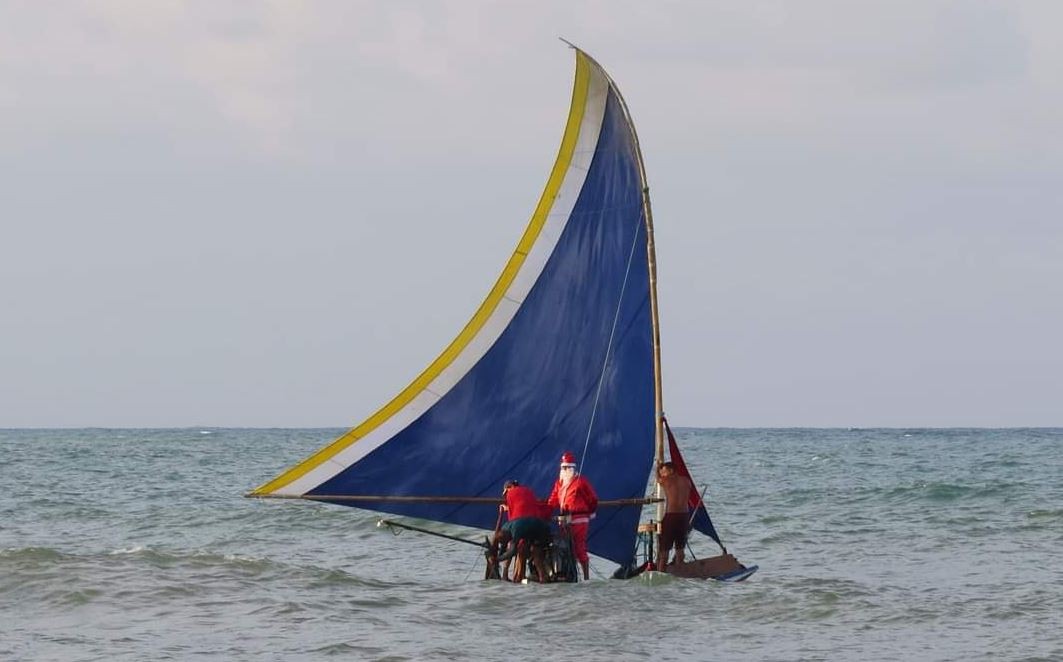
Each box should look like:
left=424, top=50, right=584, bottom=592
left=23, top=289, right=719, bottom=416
left=547, top=451, right=598, bottom=580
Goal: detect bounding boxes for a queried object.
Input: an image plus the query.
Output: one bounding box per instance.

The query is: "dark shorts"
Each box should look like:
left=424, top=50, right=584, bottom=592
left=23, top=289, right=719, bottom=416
left=505, top=517, right=551, bottom=544
left=659, top=512, right=689, bottom=551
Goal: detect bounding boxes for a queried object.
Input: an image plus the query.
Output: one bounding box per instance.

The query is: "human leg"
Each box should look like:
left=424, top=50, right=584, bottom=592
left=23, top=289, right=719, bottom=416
left=659, top=513, right=687, bottom=567
left=571, top=523, right=590, bottom=580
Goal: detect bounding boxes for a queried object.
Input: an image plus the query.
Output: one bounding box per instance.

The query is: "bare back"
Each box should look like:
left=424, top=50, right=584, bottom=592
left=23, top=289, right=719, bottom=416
left=659, top=474, right=692, bottom=514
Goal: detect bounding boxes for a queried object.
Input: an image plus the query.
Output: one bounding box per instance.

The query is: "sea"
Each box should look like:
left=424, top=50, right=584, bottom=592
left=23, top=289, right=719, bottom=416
left=2, top=428, right=1060, bottom=661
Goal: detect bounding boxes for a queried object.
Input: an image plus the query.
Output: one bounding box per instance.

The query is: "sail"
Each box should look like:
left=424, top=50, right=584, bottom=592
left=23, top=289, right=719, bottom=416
left=252, top=49, right=655, bottom=565
left=664, top=419, right=724, bottom=550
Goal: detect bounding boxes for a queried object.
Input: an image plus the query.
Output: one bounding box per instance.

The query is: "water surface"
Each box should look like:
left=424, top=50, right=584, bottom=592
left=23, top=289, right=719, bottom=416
left=3, top=428, right=1060, bottom=660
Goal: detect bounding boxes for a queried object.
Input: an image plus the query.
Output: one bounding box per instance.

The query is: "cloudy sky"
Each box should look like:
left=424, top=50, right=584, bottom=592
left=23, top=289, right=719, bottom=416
left=2, top=1, right=1060, bottom=427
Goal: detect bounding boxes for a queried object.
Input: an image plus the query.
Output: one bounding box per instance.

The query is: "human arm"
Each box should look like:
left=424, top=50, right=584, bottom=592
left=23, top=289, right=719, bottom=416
left=580, top=477, right=598, bottom=513
left=546, top=481, right=560, bottom=509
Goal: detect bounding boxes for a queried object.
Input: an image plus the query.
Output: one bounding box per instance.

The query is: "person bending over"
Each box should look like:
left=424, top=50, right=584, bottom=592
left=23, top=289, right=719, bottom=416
left=493, top=479, right=551, bottom=582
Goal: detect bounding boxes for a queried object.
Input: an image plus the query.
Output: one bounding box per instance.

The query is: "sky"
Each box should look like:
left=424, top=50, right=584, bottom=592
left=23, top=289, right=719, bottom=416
left=2, top=1, right=1060, bottom=428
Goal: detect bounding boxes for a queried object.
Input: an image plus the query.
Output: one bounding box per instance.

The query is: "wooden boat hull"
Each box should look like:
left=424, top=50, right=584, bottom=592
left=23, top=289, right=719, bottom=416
left=664, top=554, right=758, bottom=581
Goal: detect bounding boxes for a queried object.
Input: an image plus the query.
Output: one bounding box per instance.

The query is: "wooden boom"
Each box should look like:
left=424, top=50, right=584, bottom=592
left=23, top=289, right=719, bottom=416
left=248, top=493, right=660, bottom=507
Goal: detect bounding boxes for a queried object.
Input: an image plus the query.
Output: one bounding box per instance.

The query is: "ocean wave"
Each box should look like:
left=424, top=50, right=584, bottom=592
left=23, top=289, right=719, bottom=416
left=308, top=642, right=388, bottom=657
left=1025, top=508, right=1063, bottom=520
left=110, top=547, right=293, bottom=576
left=776, top=480, right=1031, bottom=507
left=881, top=480, right=1024, bottom=503
left=0, top=546, right=66, bottom=563
left=0, top=544, right=419, bottom=619
left=0, top=544, right=405, bottom=593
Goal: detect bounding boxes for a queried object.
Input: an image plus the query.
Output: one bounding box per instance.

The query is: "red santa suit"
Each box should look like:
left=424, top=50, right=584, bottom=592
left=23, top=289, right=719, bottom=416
left=547, top=471, right=598, bottom=565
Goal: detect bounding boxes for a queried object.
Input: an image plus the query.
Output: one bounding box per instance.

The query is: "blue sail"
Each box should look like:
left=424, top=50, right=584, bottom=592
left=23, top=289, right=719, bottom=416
left=252, top=50, right=655, bottom=565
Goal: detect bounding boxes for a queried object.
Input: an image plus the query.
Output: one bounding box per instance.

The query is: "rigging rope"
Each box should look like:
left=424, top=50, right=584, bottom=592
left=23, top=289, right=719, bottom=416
left=578, top=209, right=645, bottom=476
left=461, top=546, right=487, bottom=583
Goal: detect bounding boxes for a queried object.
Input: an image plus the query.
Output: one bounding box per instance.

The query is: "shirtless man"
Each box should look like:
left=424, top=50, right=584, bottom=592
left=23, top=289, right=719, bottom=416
left=656, top=461, right=692, bottom=568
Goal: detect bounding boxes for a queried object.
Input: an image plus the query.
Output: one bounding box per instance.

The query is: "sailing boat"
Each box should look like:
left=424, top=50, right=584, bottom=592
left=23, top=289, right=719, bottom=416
left=249, top=44, right=756, bottom=582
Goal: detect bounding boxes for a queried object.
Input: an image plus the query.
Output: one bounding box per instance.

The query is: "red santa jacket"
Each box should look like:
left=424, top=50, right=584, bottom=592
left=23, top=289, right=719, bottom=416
left=547, top=474, right=598, bottom=522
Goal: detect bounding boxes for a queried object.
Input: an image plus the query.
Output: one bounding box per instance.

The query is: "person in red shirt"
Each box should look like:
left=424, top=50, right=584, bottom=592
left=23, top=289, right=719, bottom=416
left=547, top=451, right=598, bottom=580
left=501, top=479, right=542, bottom=521
left=492, top=480, right=551, bottom=582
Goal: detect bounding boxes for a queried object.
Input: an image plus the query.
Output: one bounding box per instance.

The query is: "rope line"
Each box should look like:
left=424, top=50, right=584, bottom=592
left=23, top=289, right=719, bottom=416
left=461, top=546, right=486, bottom=583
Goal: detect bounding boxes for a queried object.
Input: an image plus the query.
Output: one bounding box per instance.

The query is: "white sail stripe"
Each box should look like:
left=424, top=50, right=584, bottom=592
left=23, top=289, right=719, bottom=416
left=325, top=389, right=440, bottom=471
left=425, top=297, right=521, bottom=395
left=279, top=389, right=442, bottom=495
left=276, top=68, right=611, bottom=496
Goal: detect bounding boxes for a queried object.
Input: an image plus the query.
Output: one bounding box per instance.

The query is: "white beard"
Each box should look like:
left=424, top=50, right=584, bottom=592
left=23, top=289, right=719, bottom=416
left=559, top=471, right=574, bottom=486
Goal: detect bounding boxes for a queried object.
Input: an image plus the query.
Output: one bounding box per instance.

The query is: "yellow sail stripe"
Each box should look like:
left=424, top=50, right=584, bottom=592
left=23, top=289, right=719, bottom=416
left=251, top=52, right=593, bottom=496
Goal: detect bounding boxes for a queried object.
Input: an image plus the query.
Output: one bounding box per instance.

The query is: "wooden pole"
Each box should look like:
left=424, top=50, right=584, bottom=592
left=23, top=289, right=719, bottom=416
left=249, top=494, right=503, bottom=504
left=247, top=493, right=660, bottom=507
left=377, top=519, right=489, bottom=549
left=488, top=506, right=505, bottom=580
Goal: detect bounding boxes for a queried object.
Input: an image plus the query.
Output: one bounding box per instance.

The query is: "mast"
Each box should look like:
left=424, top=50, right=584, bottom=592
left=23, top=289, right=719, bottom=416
left=566, top=44, right=666, bottom=515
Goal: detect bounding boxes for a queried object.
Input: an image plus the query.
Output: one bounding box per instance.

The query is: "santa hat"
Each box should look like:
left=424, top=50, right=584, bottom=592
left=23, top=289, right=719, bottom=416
left=560, top=451, right=577, bottom=468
